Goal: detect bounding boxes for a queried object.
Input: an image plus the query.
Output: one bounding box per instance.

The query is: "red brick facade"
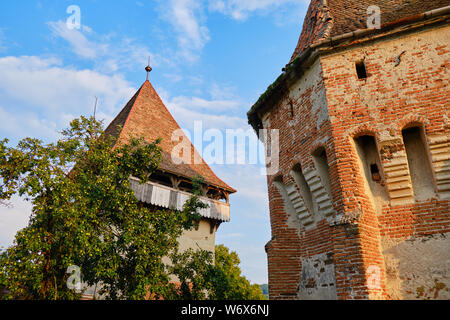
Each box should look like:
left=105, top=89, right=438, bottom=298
left=249, top=3, right=449, bottom=300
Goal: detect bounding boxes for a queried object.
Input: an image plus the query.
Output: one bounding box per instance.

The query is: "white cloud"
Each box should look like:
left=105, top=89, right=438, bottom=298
left=215, top=165, right=269, bottom=206
left=165, top=97, right=247, bottom=131
left=0, top=54, right=141, bottom=248
left=48, top=21, right=101, bottom=59
left=158, top=0, right=210, bottom=62
left=47, top=20, right=171, bottom=73
left=208, top=0, right=306, bottom=22
left=188, top=75, right=204, bottom=86
left=163, top=73, right=183, bottom=83
left=169, top=95, right=240, bottom=112
left=0, top=106, right=59, bottom=141
left=154, top=84, right=246, bottom=131
left=0, top=196, right=32, bottom=250
left=45, top=1, right=306, bottom=72
left=171, top=0, right=210, bottom=49
left=209, top=82, right=237, bottom=100
left=173, top=106, right=246, bottom=132
left=156, top=0, right=305, bottom=63
left=0, top=55, right=136, bottom=141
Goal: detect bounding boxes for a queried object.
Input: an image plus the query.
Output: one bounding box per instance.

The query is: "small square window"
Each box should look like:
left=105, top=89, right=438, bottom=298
left=370, top=163, right=381, bottom=182
left=356, top=60, right=368, bottom=79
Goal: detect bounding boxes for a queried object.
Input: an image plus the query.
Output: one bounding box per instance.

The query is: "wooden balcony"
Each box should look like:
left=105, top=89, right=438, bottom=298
left=129, top=177, right=230, bottom=222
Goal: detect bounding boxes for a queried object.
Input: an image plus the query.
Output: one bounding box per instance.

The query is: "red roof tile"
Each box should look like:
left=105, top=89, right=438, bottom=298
left=290, top=0, right=450, bottom=63
left=105, top=80, right=236, bottom=193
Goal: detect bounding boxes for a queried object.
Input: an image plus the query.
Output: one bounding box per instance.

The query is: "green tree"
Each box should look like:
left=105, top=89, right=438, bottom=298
left=170, top=244, right=266, bottom=300
left=209, top=245, right=266, bottom=300
left=167, top=248, right=215, bottom=300
left=0, top=116, right=205, bottom=300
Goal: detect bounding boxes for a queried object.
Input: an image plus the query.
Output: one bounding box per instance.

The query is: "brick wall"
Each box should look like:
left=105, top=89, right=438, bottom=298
left=262, top=23, right=449, bottom=299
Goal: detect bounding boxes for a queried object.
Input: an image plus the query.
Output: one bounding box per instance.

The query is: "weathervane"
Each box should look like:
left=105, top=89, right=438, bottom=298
left=145, top=56, right=152, bottom=81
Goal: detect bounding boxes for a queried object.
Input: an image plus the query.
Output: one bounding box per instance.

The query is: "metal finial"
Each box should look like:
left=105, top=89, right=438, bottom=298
left=145, top=56, right=152, bottom=81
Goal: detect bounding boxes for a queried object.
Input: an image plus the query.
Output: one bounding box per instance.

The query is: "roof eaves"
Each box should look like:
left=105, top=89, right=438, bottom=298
left=247, top=6, right=450, bottom=132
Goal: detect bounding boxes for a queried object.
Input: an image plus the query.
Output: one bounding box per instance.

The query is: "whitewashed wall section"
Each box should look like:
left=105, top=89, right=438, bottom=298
left=129, top=178, right=230, bottom=222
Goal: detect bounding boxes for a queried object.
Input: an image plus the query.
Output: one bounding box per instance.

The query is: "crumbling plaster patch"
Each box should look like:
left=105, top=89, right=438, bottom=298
left=287, top=59, right=329, bottom=132
left=382, top=233, right=450, bottom=300
left=298, top=252, right=337, bottom=300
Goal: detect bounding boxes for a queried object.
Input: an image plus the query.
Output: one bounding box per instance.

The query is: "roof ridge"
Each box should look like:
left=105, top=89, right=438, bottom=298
left=105, top=80, right=236, bottom=193
left=104, top=85, right=143, bottom=144
left=114, top=81, right=147, bottom=148
left=289, top=0, right=334, bottom=64
left=142, top=81, right=236, bottom=193
left=289, top=0, right=450, bottom=64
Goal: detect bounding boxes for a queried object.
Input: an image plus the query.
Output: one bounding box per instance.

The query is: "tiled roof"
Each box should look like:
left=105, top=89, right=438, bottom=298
left=105, top=80, right=236, bottom=193
left=290, top=0, right=450, bottom=63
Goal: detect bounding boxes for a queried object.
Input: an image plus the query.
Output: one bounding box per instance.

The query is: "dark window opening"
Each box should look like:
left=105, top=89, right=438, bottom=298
left=370, top=163, right=381, bottom=182
left=402, top=126, right=436, bottom=200
left=149, top=172, right=172, bottom=187
left=356, top=60, right=368, bottom=79
left=179, top=181, right=194, bottom=192
left=353, top=135, right=389, bottom=210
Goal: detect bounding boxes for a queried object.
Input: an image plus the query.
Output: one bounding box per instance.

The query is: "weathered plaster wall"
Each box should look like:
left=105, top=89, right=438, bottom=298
left=320, top=23, right=450, bottom=299
left=262, top=57, right=338, bottom=300
left=382, top=233, right=450, bottom=300
left=321, top=24, right=450, bottom=205
left=178, top=219, right=216, bottom=254
left=163, top=218, right=216, bottom=284
left=298, top=253, right=337, bottom=300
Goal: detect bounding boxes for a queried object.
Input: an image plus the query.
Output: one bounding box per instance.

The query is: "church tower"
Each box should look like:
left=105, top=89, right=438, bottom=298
left=105, top=67, right=236, bottom=252
left=81, top=65, right=235, bottom=299
left=248, top=1, right=450, bottom=299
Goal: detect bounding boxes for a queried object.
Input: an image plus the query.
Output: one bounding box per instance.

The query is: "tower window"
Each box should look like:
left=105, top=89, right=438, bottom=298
left=312, top=147, right=333, bottom=198
left=353, top=135, right=389, bottom=213
left=355, top=60, right=368, bottom=79
left=402, top=126, right=436, bottom=201
left=291, top=163, right=316, bottom=216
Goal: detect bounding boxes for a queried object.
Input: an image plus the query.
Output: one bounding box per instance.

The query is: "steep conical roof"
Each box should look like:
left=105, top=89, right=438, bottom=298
left=105, top=80, right=236, bottom=193
left=290, top=0, right=450, bottom=63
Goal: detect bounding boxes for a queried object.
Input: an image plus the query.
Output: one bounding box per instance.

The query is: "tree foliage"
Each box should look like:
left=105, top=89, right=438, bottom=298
left=0, top=116, right=265, bottom=301
left=0, top=116, right=204, bottom=300
left=167, top=245, right=266, bottom=300
left=209, top=245, right=266, bottom=300
left=167, top=248, right=214, bottom=300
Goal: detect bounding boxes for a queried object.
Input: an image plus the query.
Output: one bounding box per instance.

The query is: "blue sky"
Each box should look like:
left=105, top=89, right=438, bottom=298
left=0, top=0, right=308, bottom=284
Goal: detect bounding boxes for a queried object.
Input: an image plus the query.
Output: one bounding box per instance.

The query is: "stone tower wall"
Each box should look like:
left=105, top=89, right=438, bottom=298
left=263, top=24, right=450, bottom=300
